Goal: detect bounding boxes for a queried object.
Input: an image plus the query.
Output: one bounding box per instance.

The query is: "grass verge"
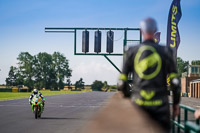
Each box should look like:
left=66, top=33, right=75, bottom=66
left=0, top=90, right=87, bottom=101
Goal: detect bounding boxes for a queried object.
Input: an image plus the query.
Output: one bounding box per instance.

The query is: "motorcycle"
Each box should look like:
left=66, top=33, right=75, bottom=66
left=31, top=95, right=45, bottom=119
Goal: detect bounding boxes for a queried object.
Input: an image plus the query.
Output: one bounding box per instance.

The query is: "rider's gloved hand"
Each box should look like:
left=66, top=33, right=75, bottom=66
left=117, top=80, right=131, bottom=98
left=42, top=98, right=45, bottom=102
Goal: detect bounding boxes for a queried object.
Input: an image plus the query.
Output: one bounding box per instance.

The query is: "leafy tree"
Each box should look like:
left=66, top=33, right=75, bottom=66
left=66, top=78, right=72, bottom=89
left=17, top=52, right=34, bottom=91
left=48, top=68, right=58, bottom=90
left=52, top=52, right=72, bottom=89
left=58, top=80, right=65, bottom=89
left=75, top=78, right=85, bottom=90
left=177, top=57, right=189, bottom=77
left=6, top=66, right=17, bottom=86
left=103, top=81, right=108, bottom=88
left=191, top=60, right=200, bottom=65
left=91, top=80, right=104, bottom=91
left=15, top=69, right=24, bottom=85
left=35, top=52, right=53, bottom=89
left=103, top=81, right=110, bottom=91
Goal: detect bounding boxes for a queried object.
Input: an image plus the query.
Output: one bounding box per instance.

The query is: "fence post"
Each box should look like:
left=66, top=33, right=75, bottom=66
left=178, top=111, right=181, bottom=133
left=172, top=118, right=175, bottom=133
left=184, top=110, right=188, bottom=123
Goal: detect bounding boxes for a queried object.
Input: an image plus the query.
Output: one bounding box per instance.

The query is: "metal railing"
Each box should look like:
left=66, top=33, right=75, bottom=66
left=170, top=102, right=200, bottom=133
left=185, top=122, right=200, bottom=133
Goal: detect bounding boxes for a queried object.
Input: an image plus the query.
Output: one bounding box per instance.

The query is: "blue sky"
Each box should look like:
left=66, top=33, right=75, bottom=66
left=0, top=0, right=200, bottom=85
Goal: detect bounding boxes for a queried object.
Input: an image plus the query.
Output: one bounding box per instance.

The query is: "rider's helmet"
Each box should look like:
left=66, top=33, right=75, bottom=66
left=33, top=89, right=38, bottom=95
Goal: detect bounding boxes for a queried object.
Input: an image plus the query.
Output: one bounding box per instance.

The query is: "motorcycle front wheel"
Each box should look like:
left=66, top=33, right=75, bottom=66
left=35, top=106, right=38, bottom=119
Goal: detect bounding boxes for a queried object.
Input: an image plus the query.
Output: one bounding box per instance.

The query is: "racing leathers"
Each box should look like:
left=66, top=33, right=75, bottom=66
left=118, top=39, right=181, bottom=131
left=29, top=92, right=45, bottom=109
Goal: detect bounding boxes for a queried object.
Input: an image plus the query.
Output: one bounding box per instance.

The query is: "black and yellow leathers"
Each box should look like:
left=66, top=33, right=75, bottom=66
left=118, top=39, right=180, bottom=131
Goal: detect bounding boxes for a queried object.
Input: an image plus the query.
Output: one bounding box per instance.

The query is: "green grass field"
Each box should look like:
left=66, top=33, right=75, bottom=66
left=0, top=90, right=88, bottom=101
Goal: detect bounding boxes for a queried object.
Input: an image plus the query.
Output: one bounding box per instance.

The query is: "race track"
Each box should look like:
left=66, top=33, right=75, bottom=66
left=0, top=92, right=114, bottom=133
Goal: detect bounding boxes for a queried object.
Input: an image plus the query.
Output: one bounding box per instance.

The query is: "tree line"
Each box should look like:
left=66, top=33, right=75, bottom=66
left=5, top=51, right=116, bottom=91
left=6, top=52, right=72, bottom=91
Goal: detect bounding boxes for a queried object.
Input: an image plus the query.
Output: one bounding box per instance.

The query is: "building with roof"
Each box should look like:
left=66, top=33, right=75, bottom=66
left=181, top=65, right=200, bottom=98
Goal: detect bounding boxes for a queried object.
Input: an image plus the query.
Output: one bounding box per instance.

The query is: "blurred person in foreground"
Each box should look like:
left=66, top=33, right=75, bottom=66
left=118, top=17, right=181, bottom=132
left=194, top=110, right=200, bottom=119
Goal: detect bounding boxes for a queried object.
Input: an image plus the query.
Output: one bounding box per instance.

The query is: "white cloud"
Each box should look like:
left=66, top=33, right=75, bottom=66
left=71, top=61, right=119, bottom=85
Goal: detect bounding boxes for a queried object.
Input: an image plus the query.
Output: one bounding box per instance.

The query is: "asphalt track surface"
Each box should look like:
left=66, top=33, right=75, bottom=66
left=0, top=92, right=114, bottom=133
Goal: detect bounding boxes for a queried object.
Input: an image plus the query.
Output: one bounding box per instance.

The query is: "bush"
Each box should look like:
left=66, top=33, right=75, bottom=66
left=91, top=80, right=104, bottom=91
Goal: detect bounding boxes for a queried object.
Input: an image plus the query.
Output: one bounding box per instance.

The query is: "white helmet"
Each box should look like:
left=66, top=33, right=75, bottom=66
left=33, top=89, right=38, bottom=95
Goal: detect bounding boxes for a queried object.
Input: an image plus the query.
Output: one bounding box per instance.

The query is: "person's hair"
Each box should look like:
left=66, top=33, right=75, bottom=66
left=140, top=17, right=158, bottom=34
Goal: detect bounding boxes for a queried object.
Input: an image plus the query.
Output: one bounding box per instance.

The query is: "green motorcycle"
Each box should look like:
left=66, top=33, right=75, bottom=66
left=31, top=95, right=45, bottom=119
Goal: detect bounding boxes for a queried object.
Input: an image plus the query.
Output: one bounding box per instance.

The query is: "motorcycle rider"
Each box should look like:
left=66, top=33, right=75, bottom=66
left=118, top=17, right=180, bottom=132
left=29, top=89, right=45, bottom=110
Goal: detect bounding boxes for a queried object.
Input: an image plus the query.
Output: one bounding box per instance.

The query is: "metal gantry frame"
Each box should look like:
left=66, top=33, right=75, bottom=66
left=45, top=27, right=142, bottom=73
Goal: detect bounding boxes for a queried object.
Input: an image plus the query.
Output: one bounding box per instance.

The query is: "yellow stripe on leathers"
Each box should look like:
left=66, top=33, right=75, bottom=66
left=167, top=75, right=171, bottom=87
left=167, top=73, right=178, bottom=87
